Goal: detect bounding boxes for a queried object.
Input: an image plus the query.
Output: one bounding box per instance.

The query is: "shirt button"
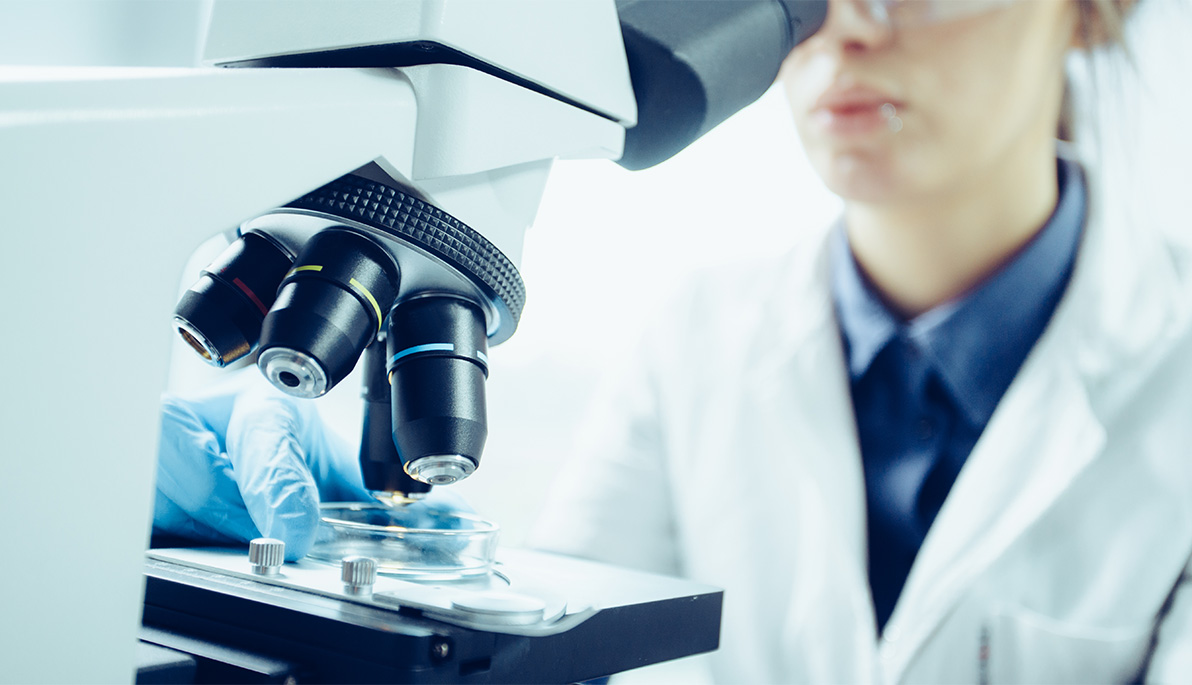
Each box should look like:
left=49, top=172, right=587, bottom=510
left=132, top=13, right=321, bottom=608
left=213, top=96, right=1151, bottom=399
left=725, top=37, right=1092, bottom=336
left=916, top=418, right=935, bottom=441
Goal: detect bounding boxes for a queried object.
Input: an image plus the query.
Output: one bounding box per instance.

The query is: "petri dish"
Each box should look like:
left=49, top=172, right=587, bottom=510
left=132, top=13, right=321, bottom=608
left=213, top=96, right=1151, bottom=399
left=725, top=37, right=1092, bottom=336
left=308, top=501, right=500, bottom=580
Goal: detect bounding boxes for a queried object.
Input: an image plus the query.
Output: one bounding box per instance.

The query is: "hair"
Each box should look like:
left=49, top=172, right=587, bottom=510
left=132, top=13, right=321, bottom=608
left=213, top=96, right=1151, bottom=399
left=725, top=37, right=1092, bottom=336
left=1058, top=0, right=1138, bottom=141
left=1077, top=0, right=1136, bottom=46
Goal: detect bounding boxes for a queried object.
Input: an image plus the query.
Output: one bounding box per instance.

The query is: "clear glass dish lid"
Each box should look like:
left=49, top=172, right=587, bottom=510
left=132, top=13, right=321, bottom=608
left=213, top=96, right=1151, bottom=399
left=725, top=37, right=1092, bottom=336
left=308, top=500, right=500, bottom=580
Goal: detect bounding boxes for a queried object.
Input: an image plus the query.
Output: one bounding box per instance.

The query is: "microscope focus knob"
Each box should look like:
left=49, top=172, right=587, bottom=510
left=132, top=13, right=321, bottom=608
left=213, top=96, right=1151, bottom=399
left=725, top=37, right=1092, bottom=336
left=248, top=538, right=285, bottom=575
left=341, top=556, right=378, bottom=595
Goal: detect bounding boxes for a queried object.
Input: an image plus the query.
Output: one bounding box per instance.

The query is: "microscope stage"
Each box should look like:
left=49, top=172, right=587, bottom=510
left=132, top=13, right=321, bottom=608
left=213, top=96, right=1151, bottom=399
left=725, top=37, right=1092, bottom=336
left=141, top=547, right=721, bottom=683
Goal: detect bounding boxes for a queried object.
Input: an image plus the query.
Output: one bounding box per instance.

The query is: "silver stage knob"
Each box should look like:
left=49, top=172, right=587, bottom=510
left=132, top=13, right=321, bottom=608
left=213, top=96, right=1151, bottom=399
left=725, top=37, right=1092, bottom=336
left=341, top=556, right=378, bottom=595
left=248, top=538, right=285, bottom=575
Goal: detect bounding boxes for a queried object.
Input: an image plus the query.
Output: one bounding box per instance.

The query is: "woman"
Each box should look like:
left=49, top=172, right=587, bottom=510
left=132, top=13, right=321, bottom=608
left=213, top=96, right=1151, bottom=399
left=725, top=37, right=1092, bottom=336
left=530, top=0, right=1192, bottom=680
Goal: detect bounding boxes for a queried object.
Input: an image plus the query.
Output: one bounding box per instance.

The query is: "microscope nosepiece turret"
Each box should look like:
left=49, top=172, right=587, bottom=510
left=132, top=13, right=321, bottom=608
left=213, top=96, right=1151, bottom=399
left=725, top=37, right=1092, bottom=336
left=174, top=172, right=524, bottom=490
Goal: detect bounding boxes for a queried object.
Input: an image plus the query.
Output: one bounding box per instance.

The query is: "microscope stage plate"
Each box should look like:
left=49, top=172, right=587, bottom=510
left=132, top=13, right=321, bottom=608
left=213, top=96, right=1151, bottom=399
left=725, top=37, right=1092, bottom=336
left=142, top=547, right=722, bottom=683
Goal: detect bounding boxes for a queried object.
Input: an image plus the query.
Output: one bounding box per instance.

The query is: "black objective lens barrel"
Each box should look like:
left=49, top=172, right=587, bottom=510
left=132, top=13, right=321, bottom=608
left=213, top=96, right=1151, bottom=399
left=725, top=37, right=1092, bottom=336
left=360, top=339, right=432, bottom=497
left=387, top=296, right=489, bottom=486
left=258, top=228, right=399, bottom=398
left=173, top=231, right=294, bottom=367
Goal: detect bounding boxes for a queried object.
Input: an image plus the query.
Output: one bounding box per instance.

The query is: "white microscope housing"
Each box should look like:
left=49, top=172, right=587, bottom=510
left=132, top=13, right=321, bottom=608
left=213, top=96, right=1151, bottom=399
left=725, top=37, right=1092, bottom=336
left=0, top=3, right=631, bottom=680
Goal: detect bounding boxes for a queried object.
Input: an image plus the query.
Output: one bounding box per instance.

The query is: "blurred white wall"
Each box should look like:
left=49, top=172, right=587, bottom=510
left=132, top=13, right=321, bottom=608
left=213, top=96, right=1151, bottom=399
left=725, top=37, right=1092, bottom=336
left=1071, top=0, right=1192, bottom=244
left=0, top=0, right=209, bottom=66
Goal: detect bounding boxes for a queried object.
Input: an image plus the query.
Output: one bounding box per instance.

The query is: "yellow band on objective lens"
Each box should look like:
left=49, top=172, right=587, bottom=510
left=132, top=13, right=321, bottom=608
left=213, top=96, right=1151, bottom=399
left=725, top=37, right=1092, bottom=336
left=350, top=277, right=383, bottom=331
left=286, top=264, right=324, bottom=278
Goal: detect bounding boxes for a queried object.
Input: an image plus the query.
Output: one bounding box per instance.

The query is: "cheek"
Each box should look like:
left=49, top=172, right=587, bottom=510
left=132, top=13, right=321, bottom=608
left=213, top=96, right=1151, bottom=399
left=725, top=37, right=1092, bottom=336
left=909, top=12, right=1069, bottom=166
left=922, top=54, right=1014, bottom=141
left=910, top=57, right=995, bottom=165
left=894, top=24, right=1008, bottom=158
left=780, top=50, right=830, bottom=137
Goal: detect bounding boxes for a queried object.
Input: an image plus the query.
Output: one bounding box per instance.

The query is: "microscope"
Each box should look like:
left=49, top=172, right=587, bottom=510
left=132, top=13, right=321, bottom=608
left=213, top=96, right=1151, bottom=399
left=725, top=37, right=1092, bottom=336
left=0, top=1, right=825, bottom=682
left=175, top=0, right=828, bottom=496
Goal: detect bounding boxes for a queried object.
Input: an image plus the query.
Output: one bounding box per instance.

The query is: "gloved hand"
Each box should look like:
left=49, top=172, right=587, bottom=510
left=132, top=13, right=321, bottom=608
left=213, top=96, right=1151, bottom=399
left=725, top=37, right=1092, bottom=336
left=156, top=368, right=474, bottom=561
left=155, top=369, right=372, bottom=560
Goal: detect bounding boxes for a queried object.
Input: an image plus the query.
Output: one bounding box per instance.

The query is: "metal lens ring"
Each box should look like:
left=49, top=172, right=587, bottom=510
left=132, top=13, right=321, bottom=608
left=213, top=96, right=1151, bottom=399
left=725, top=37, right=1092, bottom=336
left=406, top=455, right=477, bottom=486
left=258, top=348, right=329, bottom=399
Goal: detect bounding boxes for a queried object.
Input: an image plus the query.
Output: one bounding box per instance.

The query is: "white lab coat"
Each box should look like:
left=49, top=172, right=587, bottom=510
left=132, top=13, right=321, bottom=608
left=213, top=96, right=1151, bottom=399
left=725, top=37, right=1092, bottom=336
left=530, top=161, right=1192, bottom=683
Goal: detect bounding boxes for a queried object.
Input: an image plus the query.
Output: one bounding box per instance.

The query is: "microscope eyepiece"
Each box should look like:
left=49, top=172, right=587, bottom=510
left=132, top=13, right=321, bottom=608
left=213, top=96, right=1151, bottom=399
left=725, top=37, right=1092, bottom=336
left=172, top=231, right=294, bottom=366
left=387, top=295, right=489, bottom=485
left=257, top=228, right=400, bottom=398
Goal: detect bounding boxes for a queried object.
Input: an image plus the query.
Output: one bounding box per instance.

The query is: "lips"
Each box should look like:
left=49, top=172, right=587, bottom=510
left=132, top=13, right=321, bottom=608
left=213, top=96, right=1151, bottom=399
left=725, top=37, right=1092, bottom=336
left=812, top=85, right=904, bottom=136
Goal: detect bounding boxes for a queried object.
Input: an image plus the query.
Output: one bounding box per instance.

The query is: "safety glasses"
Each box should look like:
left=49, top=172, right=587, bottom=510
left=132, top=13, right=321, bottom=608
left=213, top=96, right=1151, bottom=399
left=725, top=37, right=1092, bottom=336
left=856, top=0, right=1016, bottom=28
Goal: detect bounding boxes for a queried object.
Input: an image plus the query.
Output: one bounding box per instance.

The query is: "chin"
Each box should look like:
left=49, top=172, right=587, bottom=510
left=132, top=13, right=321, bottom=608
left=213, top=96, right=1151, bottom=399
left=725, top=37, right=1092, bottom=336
left=816, top=151, right=906, bottom=205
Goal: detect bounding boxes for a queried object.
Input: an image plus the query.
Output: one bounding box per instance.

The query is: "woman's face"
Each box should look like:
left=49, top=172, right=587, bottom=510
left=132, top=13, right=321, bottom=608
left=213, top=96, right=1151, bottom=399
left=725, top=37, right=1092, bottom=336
left=781, top=0, right=1079, bottom=205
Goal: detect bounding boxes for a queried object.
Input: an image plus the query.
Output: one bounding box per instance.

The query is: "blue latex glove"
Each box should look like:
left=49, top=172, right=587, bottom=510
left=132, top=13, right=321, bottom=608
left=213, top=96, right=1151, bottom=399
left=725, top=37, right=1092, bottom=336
left=157, top=371, right=473, bottom=561
left=155, top=370, right=371, bottom=560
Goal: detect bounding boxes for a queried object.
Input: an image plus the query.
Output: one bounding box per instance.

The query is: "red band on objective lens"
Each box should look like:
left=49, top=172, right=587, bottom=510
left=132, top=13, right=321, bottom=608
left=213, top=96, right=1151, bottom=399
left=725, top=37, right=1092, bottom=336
left=233, top=277, right=269, bottom=315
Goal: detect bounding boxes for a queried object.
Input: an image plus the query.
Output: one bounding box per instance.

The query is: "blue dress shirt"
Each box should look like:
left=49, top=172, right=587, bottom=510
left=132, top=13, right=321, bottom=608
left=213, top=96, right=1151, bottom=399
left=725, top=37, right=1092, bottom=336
left=831, top=157, right=1087, bottom=634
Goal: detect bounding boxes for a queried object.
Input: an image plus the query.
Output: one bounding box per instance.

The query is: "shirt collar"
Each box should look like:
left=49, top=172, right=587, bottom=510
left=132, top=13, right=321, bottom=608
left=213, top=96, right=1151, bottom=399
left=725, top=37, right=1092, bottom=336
left=832, top=155, right=1088, bottom=427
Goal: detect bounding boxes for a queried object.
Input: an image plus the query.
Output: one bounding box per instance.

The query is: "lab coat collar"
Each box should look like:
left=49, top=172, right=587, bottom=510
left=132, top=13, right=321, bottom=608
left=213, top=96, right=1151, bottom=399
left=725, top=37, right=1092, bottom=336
left=758, top=220, right=839, bottom=363
left=832, top=157, right=1088, bottom=429
left=830, top=225, right=899, bottom=379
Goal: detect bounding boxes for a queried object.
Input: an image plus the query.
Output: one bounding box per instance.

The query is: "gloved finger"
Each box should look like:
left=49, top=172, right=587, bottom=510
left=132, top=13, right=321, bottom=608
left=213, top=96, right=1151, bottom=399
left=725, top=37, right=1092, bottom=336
left=167, top=367, right=265, bottom=439
left=289, top=403, right=372, bottom=504
left=225, top=385, right=326, bottom=560
left=155, top=393, right=264, bottom=545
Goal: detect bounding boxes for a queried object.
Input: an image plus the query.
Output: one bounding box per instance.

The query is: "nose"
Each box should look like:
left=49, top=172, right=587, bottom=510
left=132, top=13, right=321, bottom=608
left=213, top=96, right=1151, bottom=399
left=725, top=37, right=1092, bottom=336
left=817, top=0, right=895, bottom=53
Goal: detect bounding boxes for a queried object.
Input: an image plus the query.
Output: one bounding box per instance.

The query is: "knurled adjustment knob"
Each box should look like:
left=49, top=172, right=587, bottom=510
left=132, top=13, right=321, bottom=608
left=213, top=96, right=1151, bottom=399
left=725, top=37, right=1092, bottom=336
left=248, top=538, right=285, bottom=576
left=341, top=556, right=378, bottom=594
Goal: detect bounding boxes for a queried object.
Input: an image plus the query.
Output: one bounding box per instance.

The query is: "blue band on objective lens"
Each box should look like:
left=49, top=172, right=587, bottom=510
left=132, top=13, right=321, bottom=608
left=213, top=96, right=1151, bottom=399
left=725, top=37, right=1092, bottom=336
left=390, top=343, right=454, bottom=365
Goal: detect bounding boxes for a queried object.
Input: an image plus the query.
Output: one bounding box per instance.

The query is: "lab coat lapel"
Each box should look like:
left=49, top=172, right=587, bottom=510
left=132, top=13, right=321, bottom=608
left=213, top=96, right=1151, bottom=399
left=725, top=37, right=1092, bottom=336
left=746, top=228, right=878, bottom=680
left=881, top=334, right=1107, bottom=678
left=752, top=224, right=868, bottom=569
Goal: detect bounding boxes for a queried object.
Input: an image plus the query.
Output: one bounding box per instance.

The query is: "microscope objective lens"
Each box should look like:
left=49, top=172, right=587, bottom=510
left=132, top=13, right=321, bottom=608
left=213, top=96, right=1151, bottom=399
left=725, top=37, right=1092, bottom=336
left=172, top=231, right=294, bottom=367
left=257, top=228, right=400, bottom=398
left=387, top=296, right=489, bottom=485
